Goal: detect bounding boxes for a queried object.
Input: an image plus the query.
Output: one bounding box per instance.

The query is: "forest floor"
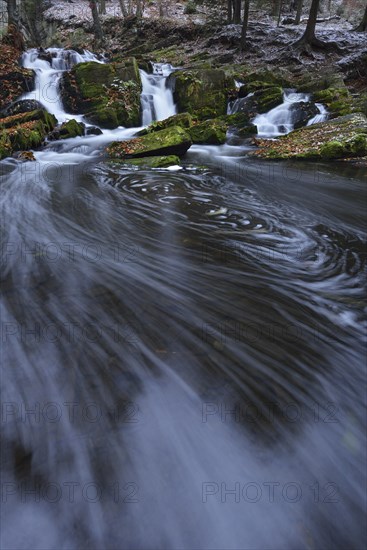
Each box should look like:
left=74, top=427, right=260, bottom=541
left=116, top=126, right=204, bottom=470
left=44, top=0, right=367, bottom=94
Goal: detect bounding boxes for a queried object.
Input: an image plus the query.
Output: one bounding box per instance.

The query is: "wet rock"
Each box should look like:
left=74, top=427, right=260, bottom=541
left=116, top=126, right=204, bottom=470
left=168, top=69, right=234, bottom=120
left=289, top=101, right=319, bottom=129
left=116, top=155, right=181, bottom=168
left=1, top=100, right=44, bottom=117
left=254, top=113, right=367, bottom=160
left=86, top=126, right=103, bottom=136
left=48, top=119, right=85, bottom=141
left=189, top=119, right=227, bottom=145
left=13, top=151, right=36, bottom=162
left=60, top=58, right=142, bottom=129
left=254, top=87, right=283, bottom=113
left=107, top=126, right=192, bottom=160
left=0, top=109, right=57, bottom=160
left=136, top=113, right=193, bottom=136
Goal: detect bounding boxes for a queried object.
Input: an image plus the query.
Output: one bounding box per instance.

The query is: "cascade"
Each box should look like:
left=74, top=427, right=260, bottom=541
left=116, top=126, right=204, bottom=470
left=21, top=48, right=104, bottom=123
left=140, top=63, right=177, bottom=125
left=252, top=90, right=328, bottom=137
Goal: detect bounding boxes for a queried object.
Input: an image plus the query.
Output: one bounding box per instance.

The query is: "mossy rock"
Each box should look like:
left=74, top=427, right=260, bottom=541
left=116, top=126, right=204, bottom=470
left=254, top=87, right=283, bottom=113
left=216, top=113, right=257, bottom=136
left=243, top=68, right=293, bottom=88
left=107, top=126, right=192, bottom=159
left=137, top=113, right=193, bottom=136
left=119, top=155, right=181, bottom=168
left=297, top=72, right=346, bottom=94
left=313, top=88, right=367, bottom=118
left=239, top=81, right=278, bottom=97
left=0, top=109, right=57, bottom=132
left=0, top=133, right=12, bottom=160
left=0, top=109, right=57, bottom=158
left=189, top=119, right=227, bottom=145
left=60, top=59, right=142, bottom=129
left=254, top=113, right=367, bottom=160
left=169, top=69, right=233, bottom=120
left=49, top=119, right=85, bottom=140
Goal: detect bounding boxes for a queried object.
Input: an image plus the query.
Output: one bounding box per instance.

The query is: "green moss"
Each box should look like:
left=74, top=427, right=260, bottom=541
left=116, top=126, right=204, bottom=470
left=348, top=134, right=367, bottom=156
left=172, top=69, right=230, bottom=120
left=0, top=110, right=57, bottom=132
left=239, top=81, right=278, bottom=96
left=107, top=126, right=192, bottom=159
left=137, top=113, right=193, bottom=136
left=0, top=133, right=12, bottom=160
left=254, top=87, right=283, bottom=113
left=189, top=119, right=227, bottom=145
left=121, top=155, right=181, bottom=168
left=61, top=59, right=142, bottom=128
left=320, top=140, right=345, bottom=159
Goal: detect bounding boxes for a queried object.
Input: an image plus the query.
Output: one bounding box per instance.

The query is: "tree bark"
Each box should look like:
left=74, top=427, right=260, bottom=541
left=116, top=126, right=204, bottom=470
left=294, top=0, right=325, bottom=47
left=90, top=1, right=103, bottom=40
left=6, top=0, right=18, bottom=25
left=227, top=0, right=233, bottom=23
left=240, top=0, right=250, bottom=51
left=99, top=0, right=106, bottom=15
left=355, top=3, right=367, bottom=31
left=119, top=0, right=128, bottom=17
left=295, top=0, right=303, bottom=24
left=233, top=0, right=241, bottom=24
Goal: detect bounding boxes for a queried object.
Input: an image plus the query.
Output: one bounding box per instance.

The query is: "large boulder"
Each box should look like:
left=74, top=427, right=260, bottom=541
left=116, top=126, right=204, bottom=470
left=254, top=113, right=367, bottom=160
left=137, top=112, right=257, bottom=145
left=289, top=101, right=319, bottom=129
left=0, top=109, right=57, bottom=159
left=60, top=58, right=142, bottom=129
left=168, top=69, right=233, bottom=120
left=107, top=126, right=192, bottom=159
left=189, top=119, right=227, bottom=145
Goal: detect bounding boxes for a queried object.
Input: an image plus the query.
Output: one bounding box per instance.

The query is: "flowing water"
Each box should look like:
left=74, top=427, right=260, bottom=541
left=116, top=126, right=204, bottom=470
left=1, top=49, right=366, bottom=550
left=250, top=90, right=328, bottom=137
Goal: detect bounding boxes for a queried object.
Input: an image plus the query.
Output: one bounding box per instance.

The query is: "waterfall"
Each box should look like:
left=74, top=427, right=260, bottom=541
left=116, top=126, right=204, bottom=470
left=307, top=102, right=328, bottom=126
left=140, top=63, right=177, bottom=126
left=252, top=90, right=328, bottom=138
left=21, top=48, right=104, bottom=123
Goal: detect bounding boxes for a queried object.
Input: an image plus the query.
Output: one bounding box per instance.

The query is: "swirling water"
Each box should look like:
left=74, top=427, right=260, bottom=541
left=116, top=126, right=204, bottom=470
left=0, top=50, right=366, bottom=550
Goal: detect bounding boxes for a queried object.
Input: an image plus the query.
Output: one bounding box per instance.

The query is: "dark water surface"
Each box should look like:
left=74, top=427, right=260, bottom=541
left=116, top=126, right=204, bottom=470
left=1, top=137, right=366, bottom=548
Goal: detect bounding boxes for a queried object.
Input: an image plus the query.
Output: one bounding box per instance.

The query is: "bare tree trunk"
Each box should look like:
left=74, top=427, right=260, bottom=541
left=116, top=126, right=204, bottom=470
left=227, top=0, right=233, bottom=23
left=119, top=0, right=128, bottom=17
left=233, top=0, right=241, bottom=24
left=99, top=0, right=106, bottom=15
left=158, top=0, right=165, bottom=17
left=240, top=0, right=250, bottom=51
left=90, top=1, right=103, bottom=41
left=271, top=0, right=280, bottom=17
left=295, top=0, right=303, bottom=24
left=294, top=0, right=325, bottom=47
left=6, top=0, right=18, bottom=25
left=355, top=3, right=367, bottom=31
left=136, top=0, right=142, bottom=17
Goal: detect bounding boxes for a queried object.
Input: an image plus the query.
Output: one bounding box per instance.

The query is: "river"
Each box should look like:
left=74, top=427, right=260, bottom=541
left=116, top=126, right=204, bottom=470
left=0, top=48, right=366, bottom=549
